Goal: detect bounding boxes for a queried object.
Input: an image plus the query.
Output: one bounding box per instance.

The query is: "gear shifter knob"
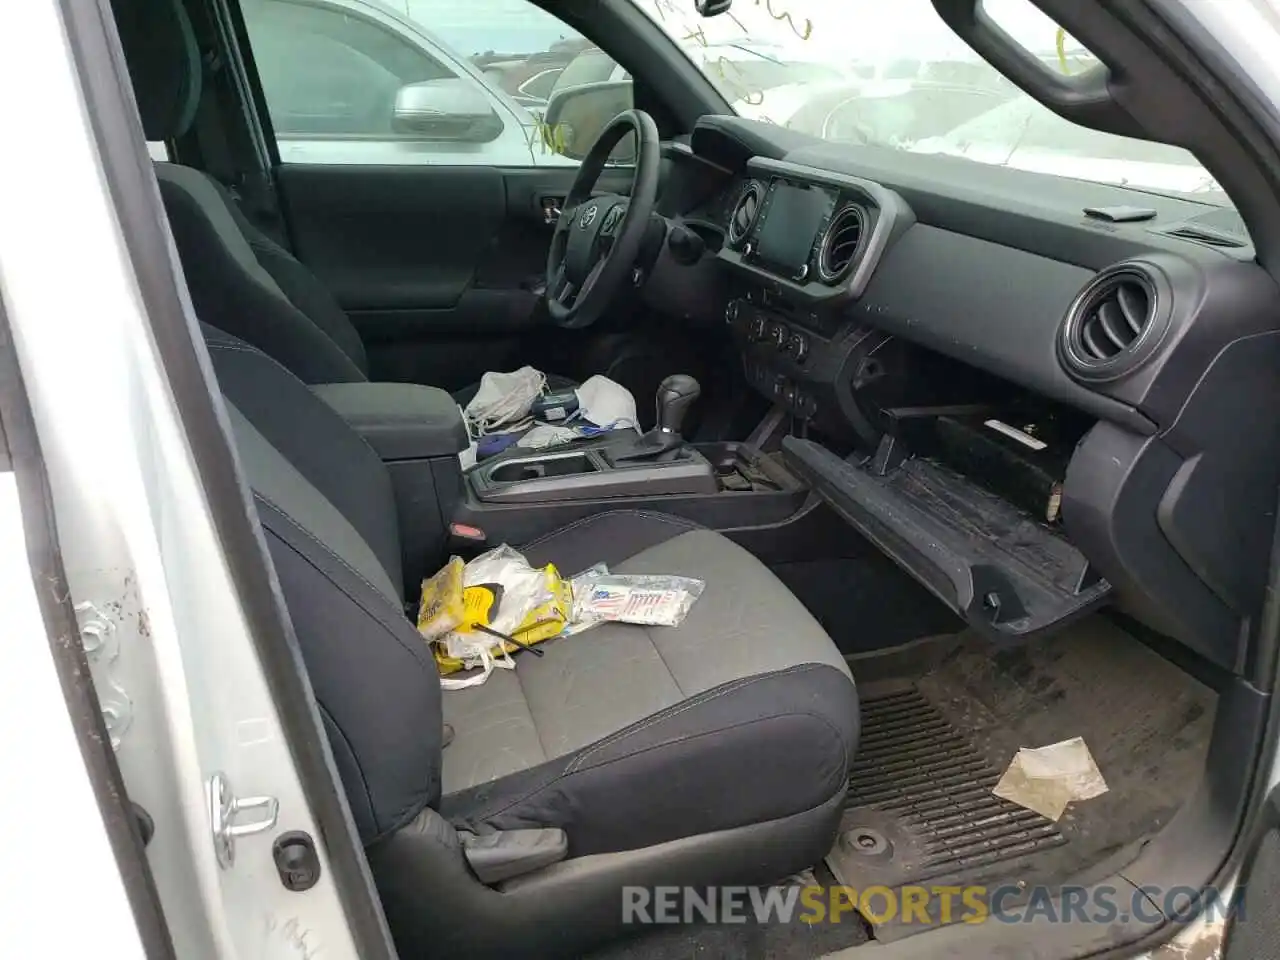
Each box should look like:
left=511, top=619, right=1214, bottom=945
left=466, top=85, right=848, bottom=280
left=655, top=375, right=700, bottom=436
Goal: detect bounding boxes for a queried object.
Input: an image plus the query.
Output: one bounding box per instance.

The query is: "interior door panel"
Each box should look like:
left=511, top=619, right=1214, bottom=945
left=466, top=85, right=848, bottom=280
left=275, top=163, right=634, bottom=390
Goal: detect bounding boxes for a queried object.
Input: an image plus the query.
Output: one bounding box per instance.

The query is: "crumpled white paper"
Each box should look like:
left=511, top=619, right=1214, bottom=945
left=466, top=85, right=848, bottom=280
left=992, top=736, right=1109, bottom=821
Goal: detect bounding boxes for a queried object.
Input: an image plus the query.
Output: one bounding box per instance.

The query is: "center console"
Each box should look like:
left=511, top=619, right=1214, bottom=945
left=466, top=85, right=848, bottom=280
left=468, top=441, right=718, bottom=503
left=315, top=375, right=814, bottom=595
left=457, top=376, right=810, bottom=546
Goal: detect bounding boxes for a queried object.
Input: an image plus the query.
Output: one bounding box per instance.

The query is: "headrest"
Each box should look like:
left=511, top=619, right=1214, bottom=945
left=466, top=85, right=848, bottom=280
left=110, top=0, right=202, bottom=140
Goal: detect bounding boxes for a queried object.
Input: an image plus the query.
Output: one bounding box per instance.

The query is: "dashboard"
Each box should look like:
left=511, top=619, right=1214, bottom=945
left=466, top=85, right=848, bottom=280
left=651, top=115, right=1280, bottom=675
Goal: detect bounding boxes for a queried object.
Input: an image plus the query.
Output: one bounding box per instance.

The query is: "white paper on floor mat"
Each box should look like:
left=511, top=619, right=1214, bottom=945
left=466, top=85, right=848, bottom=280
left=992, top=736, right=1109, bottom=821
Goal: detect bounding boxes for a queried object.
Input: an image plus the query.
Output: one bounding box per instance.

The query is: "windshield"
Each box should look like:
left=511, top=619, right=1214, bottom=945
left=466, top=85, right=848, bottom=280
left=687, top=42, right=848, bottom=98
left=635, top=0, right=1230, bottom=206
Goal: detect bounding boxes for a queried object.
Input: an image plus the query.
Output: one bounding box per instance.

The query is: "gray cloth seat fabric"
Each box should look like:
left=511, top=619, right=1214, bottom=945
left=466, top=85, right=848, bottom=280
left=441, top=521, right=852, bottom=794
left=113, top=0, right=573, bottom=400
left=201, top=323, right=859, bottom=955
left=440, top=517, right=856, bottom=858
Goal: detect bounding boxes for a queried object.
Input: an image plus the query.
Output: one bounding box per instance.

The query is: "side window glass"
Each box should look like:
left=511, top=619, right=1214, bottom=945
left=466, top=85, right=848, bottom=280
left=240, top=0, right=629, bottom=167
left=243, top=0, right=452, bottom=137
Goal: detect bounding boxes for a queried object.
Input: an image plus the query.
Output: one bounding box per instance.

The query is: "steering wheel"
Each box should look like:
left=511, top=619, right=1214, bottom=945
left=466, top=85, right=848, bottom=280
left=546, top=109, right=661, bottom=329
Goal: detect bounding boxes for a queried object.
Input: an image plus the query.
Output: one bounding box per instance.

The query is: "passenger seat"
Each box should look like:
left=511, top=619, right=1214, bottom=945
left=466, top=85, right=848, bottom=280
left=202, top=323, right=860, bottom=958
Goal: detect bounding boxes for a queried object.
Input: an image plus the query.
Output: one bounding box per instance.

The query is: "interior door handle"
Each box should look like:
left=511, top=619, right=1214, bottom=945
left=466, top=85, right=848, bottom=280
left=540, top=196, right=563, bottom=224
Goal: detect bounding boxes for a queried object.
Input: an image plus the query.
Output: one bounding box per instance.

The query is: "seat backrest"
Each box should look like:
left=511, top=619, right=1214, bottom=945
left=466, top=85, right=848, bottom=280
left=111, top=0, right=370, bottom=384
left=155, top=163, right=370, bottom=383
left=205, top=324, right=443, bottom=842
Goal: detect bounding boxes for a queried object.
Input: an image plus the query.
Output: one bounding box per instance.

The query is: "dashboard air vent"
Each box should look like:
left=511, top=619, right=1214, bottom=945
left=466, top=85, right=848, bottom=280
left=1059, top=265, right=1169, bottom=381
left=817, top=204, right=866, bottom=283
left=728, top=180, right=763, bottom=247
left=1160, top=225, right=1248, bottom=249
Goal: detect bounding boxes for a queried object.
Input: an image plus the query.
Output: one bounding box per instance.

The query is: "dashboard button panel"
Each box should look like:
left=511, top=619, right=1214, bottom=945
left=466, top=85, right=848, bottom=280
left=728, top=295, right=838, bottom=422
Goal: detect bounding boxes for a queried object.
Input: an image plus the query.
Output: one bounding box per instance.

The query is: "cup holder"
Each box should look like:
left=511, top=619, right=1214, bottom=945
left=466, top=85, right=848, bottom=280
left=488, top=453, right=597, bottom=484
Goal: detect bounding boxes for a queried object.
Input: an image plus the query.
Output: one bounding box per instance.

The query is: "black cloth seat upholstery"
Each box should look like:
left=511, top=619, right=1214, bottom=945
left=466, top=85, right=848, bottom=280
left=113, top=0, right=574, bottom=400
left=203, top=323, right=860, bottom=958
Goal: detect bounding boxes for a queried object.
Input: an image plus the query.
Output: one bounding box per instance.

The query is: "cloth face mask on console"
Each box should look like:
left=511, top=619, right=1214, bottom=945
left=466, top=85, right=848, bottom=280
left=464, top=366, right=548, bottom=436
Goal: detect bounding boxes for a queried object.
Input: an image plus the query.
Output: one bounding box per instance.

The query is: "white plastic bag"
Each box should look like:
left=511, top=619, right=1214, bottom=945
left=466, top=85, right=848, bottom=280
left=450, top=544, right=553, bottom=641
left=561, top=563, right=610, bottom=637
left=572, top=573, right=705, bottom=628
left=439, top=644, right=515, bottom=690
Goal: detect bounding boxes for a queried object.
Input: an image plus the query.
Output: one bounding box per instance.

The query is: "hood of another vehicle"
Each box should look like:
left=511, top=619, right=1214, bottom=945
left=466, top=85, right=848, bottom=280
left=912, top=140, right=1223, bottom=195
left=733, top=80, right=862, bottom=128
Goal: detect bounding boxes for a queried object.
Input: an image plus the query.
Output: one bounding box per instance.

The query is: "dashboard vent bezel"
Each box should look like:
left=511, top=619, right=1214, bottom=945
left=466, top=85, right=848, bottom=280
left=817, top=203, right=867, bottom=284
left=727, top=180, right=764, bottom=248
left=1058, top=264, right=1171, bottom=383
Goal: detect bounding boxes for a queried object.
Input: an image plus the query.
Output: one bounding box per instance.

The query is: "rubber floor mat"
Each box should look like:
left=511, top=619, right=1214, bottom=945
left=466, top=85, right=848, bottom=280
left=827, top=681, right=1066, bottom=937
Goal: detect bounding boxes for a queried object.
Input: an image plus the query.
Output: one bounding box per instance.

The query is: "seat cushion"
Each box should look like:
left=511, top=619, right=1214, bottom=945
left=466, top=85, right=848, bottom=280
left=439, top=512, right=858, bottom=857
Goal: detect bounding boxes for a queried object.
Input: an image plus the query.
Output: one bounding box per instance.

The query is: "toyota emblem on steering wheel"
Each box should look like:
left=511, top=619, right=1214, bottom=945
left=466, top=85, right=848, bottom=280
left=579, top=204, right=598, bottom=229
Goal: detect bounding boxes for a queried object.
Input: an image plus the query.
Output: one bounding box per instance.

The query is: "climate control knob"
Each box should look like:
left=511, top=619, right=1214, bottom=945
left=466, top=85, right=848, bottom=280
left=769, top=323, right=789, bottom=350
left=725, top=300, right=740, bottom=324
left=788, top=332, right=809, bottom=362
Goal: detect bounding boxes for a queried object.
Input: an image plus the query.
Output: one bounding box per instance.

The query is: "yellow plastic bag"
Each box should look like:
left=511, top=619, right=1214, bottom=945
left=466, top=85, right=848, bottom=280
left=433, top=566, right=570, bottom=676
left=416, top=556, right=465, bottom=640
left=417, top=547, right=572, bottom=681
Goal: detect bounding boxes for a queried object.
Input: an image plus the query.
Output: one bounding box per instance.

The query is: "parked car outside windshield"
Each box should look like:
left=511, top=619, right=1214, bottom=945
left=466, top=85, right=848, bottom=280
left=626, top=0, right=1228, bottom=206
left=911, top=96, right=1226, bottom=199
left=245, top=0, right=1231, bottom=206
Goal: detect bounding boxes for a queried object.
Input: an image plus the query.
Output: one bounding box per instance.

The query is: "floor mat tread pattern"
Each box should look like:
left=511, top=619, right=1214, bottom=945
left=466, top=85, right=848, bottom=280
left=831, top=685, right=1066, bottom=906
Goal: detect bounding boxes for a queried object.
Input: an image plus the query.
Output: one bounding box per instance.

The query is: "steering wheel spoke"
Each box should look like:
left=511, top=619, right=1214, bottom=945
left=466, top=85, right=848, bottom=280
left=549, top=265, right=576, bottom=306
left=555, top=203, right=578, bottom=234
left=578, top=256, right=607, bottom=299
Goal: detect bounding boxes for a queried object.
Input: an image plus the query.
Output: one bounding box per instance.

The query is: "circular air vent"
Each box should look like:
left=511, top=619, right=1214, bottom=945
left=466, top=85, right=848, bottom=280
left=817, top=204, right=866, bottom=283
left=728, top=180, right=764, bottom=247
left=1059, top=265, right=1170, bottom=381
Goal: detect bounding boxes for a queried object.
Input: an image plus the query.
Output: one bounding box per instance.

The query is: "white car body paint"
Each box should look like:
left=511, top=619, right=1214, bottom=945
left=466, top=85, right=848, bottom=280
left=912, top=141, right=1222, bottom=197
left=0, top=1, right=1276, bottom=959
left=0, top=2, right=369, bottom=958
left=738, top=79, right=862, bottom=127
left=0, top=471, right=149, bottom=960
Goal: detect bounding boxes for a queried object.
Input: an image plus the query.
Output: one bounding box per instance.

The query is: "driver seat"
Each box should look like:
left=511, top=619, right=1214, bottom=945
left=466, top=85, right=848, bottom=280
left=112, top=0, right=575, bottom=403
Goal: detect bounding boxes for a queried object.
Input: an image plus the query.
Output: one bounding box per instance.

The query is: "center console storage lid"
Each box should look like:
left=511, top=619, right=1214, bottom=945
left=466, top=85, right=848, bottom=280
left=312, top=382, right=468, bottom=461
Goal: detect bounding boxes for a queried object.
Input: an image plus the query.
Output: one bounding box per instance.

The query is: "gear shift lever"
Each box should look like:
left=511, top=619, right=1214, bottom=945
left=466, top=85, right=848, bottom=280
left=611, top=375, right=701, bottom=461
left=655, top=374, right=700, bottom=438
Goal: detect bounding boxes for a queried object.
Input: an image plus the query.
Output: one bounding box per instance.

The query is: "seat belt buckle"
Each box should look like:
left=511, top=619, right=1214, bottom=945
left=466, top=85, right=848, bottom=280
left=449, top=522, right=488, bottom=559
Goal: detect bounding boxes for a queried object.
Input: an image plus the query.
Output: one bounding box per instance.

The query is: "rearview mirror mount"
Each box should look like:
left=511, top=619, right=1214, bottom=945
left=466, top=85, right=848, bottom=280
left=695, top=0, right=733, bottom=16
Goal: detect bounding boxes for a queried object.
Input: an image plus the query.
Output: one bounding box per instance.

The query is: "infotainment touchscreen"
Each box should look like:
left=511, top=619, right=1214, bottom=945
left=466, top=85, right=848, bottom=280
left=754, top=181, right=835, bottom=277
